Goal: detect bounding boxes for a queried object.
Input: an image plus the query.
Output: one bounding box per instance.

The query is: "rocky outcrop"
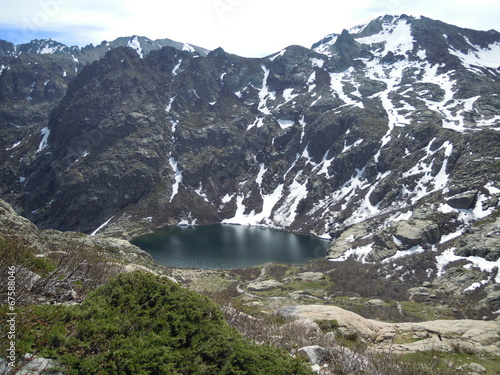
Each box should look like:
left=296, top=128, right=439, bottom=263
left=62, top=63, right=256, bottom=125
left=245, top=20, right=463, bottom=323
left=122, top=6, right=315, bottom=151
left=446, top=190, right=478, bottom=210
left=0, top=198, right=159, bottom=305
left=279, top=304, right=500, bottom=355
left=247, top=279, right=283, bottom=291
left=394, top=219, right=441, bottom=248
left=297, top=345, right=329, bottom=365
left=0, top=199, right=44, bottom=251
left=455, top=217, right=500, bottom=261
left=0, top=198, right=152, bottom=261
left=0, top=354, right=64, bottom=375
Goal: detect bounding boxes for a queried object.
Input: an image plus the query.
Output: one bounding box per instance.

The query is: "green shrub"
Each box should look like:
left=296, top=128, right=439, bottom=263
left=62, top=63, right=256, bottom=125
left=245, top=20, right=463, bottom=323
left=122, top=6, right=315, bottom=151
left=19, top=272, right=313, bottom=375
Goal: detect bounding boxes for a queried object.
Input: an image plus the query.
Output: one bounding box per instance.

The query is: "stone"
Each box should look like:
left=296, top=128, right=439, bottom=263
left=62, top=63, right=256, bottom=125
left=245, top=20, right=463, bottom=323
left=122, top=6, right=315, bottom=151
left=468, top=363, right=487, bottom=373
left=407, top=287, right=431, bottom=300
left=446, top=190, right=478, bottom=209
left=297, top=345, right=329, bottom=365
left=295, top=272, right=324, bottom=281
left=247, top=279, right=283, bottom=291
left=282, top=318, right=323, bottom=338
left=367, top=299, right=385, bottom=306
left=394, top=219, right=441, bottom=247
left=455, top=217, right=500, bottom=261
left=0, top=354, right=65, bottom=375
left=279, top=304, right=500, bottom=354
left=433, top=267, right=487, bottom=294
left=479, top=290, right=500, bottom=310
left=16, top=268, right=42, bottom=291
left=327, top=222, right=371, bottom=259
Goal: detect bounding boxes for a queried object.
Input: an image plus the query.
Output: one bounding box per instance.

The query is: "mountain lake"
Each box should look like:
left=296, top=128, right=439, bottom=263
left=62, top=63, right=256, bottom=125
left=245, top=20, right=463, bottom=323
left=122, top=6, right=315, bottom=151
left=130, top=224, right=330, bottom=269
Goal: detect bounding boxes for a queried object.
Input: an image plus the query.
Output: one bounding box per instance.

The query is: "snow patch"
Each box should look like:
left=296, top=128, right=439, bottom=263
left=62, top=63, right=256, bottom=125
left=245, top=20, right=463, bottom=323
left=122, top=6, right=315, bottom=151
left=436, top=248, right=500, bottom=283
left=307, top=71, right=317, bottom=92
left=464, top=280, right=488, bottom=292
left=90, top=216, right=115, bottom=236
left=37, top=127, right=50, bottom=152
left=0, top=64, right=10, bottom=75
left=127, top=36, right=143, bottom=58
left=169, top=157, right=183, bottom=202
left=222, top=184, right=284, bottom=226
left=449, top=41, right=500, bottom=70
left=255, top=163, right=267, bottom=186
left=282, top=88, right=298, bottom=102
left=178, top=213, right=197, bottom=226
left=222, top=193, right=235, bottom=204
left=269, top=49, right=286, bottom=61
left=330, top=243, right=373, bottom=263
left=195, top=183, right=209, bottom=202
left=382, top=246, right=425, bottom=263
left=310, top=58, right=324, bottom=68
left=357, top=19, right=414, bottom=56
left=6, top=141, right=21, bottom=151
left=402, top=141, right=453, bottom=204
left=166, top=96, right=175, bottom=112
left=277, top=119, right=295, bottom=129
left=273, top=173, right=309, bottom=227
left=182, top=43, right=195, bottom=53
left=172, top=59, right=182, bottom=76
left=257, top=65, right=276, bottom=115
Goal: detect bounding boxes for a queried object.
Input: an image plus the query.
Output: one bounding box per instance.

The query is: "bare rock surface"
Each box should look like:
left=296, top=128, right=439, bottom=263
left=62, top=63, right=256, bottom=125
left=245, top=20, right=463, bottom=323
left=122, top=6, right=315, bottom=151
left=279, top=304, right=500, bottom=354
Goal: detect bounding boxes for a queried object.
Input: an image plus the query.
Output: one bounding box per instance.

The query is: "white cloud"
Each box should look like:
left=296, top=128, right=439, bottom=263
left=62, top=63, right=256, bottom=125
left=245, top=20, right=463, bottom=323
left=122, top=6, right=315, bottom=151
left=0, top=0, right=499, bottom=56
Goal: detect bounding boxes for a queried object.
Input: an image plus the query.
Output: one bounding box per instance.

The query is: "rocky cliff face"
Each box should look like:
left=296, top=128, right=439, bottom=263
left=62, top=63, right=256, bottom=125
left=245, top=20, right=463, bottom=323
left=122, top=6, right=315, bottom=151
left=0, top=15, right=499, bottom=292
left=0, top=35, right=207, bottom=202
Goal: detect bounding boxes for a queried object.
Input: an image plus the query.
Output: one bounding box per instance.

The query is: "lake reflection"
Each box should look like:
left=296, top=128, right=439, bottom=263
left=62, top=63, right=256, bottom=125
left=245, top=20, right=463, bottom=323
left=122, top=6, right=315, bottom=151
left=130, top=224, right=329, bottom=269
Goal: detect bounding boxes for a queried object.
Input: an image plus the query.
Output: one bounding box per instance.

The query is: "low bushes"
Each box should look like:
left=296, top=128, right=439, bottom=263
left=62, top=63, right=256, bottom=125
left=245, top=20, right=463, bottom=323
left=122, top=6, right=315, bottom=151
left=5, top=272, right=313, bottom=375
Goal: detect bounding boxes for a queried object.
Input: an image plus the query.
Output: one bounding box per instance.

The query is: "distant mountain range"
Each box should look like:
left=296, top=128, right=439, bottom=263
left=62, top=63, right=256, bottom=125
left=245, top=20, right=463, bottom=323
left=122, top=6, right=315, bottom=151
left=0, top=15, right=499, bottom=302
left=0, top=35, right=209, bottom=60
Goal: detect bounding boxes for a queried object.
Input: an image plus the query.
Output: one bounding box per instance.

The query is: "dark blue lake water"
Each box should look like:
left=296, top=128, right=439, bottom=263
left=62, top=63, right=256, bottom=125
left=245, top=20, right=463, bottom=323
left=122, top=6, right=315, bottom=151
left=130, top=224, right=329, bottom=269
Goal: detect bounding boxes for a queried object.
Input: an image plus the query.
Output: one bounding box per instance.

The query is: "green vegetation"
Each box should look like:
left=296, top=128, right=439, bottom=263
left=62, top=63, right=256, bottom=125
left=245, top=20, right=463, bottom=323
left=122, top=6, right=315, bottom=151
left=4, top=272, right=312, bottom=375
left=0, top=235, right=54, bottom=277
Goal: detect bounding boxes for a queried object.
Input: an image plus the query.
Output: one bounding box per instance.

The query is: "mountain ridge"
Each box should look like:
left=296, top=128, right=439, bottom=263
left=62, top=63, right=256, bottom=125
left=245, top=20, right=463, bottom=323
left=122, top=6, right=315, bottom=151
left=0, top=35, right=210, bottom=59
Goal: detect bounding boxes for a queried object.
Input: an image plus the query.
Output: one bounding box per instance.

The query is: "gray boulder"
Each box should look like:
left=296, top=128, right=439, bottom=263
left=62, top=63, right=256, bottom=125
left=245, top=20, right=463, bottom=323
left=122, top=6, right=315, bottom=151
left=446, top=190, right=478, bottom=210
left=297, top=345, right=329, bottom=365
left=394, top=219, right=441, bottom=248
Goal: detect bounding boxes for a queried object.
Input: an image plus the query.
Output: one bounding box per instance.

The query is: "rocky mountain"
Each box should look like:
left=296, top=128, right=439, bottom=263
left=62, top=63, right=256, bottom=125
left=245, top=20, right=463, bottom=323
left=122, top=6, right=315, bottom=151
left=0, top=35, right=208, bottom=208
left=0, top=35, right=209, bottom=60
left=0, top=15, right=499, bottom=295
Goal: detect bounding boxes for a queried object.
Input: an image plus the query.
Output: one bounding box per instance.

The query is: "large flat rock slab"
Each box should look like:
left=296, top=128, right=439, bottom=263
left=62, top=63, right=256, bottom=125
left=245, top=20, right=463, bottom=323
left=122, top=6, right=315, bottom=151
left=278, top=305, right=500, bottom=354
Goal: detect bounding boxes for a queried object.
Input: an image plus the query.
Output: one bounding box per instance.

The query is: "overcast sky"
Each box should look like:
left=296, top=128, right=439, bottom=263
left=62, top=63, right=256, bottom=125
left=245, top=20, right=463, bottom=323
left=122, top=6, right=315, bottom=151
left=0, top=0, right=499, bottom=57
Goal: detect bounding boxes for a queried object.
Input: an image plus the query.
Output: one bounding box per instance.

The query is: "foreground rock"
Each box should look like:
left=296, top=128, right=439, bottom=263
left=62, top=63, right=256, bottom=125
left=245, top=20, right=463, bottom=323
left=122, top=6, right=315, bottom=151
left=0, top=198, right=162, bottom=304
left=279, top=305, right=500, bottom=355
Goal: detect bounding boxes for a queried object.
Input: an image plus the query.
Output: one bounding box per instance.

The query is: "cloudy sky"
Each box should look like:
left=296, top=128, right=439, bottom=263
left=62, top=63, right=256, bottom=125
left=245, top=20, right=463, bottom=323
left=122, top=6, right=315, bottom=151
left=0, top=0, right=499, bottom=57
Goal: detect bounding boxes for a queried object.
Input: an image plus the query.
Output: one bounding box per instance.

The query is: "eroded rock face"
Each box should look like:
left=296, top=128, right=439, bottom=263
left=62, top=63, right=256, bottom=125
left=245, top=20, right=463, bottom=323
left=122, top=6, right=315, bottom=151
left=455, top=218, right=500, bottom=261
left=0, top=198, right=155, bottom=272
left=394, top=220, right=441, bottom=248
left=446, top=190, right=478, bottom=210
